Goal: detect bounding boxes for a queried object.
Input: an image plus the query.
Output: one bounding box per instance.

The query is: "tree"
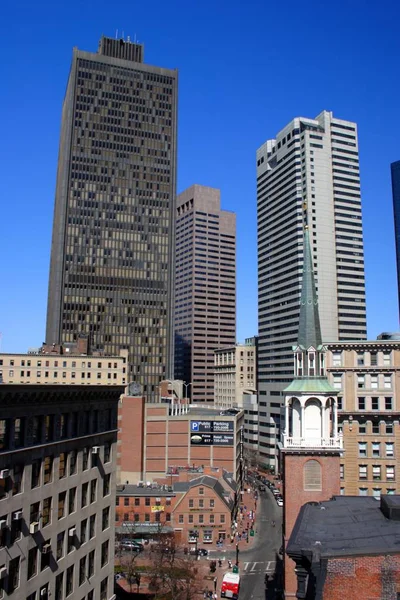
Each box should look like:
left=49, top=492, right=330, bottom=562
left=148, top=544, right=202, bottom=600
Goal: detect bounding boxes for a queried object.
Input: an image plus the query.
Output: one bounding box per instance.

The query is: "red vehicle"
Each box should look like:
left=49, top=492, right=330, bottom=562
left=221, top=573, right=240, bottom=599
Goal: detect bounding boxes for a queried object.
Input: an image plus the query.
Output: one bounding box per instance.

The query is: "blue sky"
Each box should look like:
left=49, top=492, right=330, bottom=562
left=0, top=0, right=399, bottom=352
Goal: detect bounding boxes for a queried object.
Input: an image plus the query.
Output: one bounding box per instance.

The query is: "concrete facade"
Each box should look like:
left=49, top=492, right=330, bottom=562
left=214, top=339, right=257, bottom=410
left=325, top=340, right=400, bottom=497
left=117, top=398, right=244, bottom=486
left=0, top=382, right=123, bottom=600
left=46, top=36, right=178, bottom=401
left=257, top=111, right=367, bottom=465
left=174, top=185, right=236, bottom=402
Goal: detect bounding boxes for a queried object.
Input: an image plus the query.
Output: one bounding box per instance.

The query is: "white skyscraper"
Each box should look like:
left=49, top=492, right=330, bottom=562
left=256, top=110, right=367, bottom=466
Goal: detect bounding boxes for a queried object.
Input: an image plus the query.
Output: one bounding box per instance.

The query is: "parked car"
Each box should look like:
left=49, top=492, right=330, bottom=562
left=272, top=489, right=280, bottom=496
left=259, top=485, right=266, bottom=492
left=189, top=547, right=208, bottom=556
left=120, top=539, right=143, bottom=551
left=277, top=499, right=283, bottom=507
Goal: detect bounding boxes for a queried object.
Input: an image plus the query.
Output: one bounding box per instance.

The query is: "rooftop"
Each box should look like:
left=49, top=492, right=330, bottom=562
left=287, top=495, right=400, bottom=560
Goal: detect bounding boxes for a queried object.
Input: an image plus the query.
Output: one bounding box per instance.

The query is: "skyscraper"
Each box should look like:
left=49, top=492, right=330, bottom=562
left=174, top=185, right=236, bottom=402
left=46, top=36, right=178, bottom=399
left=257, top=110, right=367, bottom=465
left=391, top=160, right=400, bottom=321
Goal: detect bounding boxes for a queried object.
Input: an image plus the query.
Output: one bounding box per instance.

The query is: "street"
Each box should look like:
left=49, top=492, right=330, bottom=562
left=208, top=484, right=283, bottom=600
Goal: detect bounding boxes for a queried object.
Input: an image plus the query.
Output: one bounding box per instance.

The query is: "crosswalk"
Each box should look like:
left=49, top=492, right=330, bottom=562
left=242, top=561, right=275, bottom=574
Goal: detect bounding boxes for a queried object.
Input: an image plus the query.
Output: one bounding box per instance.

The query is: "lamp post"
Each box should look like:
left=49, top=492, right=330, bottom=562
left=235, top=543, right=239, bottom=566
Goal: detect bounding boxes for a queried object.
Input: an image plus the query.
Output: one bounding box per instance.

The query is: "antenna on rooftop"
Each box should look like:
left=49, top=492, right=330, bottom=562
left=115, top=29, right=118, bottom=39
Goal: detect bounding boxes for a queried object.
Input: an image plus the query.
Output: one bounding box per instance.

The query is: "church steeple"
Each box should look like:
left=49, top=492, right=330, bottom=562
left=297, top=226, right=322, bottom=350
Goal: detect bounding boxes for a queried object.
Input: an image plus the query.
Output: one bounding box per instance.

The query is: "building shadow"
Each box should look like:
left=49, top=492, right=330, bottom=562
left=264, top=551, right=284, bottom=600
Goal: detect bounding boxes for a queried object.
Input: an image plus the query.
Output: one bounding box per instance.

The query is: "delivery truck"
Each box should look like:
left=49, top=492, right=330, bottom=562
left=221, top=573, right=240, bottom=599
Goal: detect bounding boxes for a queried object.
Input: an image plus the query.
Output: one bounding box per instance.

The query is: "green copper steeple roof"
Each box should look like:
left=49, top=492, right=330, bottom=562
left=297, top=227, right=322, bottom=349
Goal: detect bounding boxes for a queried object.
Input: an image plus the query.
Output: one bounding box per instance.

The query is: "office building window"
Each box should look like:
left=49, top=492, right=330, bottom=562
left=385, top=397, right=393, bottom=409
left=372, top=397, right=379, bottom=410
left=386, top=466, right=395, bottom=481
left=372, top=488, right=381, bottom=498
left=371, top=375, right=378, bottom=389
left=372, top=422, right=380, bottom=434
left=386, top=442, right=394, bottom=457
left=372, top=465, right=381, bottom=480
left=359, top=465, right=367, bottom=480
left=386, top=422, right=394, bottom=435
left=66, top=565, right=74, bottom=597
left=340, top=464, right=344, bottom=480
left=333, top=374, right=342, bottom=389
left=358, top=487, right=368, bottom=496
left=358, top=397, right=365, bottom=410
left=372, top=442, right=380, bottom=457
left=358, top=442, right=367, bottom=457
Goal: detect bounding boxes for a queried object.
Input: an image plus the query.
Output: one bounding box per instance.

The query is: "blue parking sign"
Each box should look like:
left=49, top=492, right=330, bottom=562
left=191, top=421, right=199, bottom=431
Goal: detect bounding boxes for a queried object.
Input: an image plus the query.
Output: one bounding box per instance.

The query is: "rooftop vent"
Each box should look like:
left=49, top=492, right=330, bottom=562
left=380, top=495, right=400, bottom=521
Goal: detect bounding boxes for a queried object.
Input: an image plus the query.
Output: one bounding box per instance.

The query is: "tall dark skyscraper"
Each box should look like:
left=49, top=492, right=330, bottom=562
left=391, top=160, right=400, bottom=321
left=46, top=36, right=178, bottom=399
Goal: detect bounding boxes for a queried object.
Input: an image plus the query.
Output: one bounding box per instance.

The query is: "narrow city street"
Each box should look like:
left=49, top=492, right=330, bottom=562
left=208, top=484, right=283, bottom=600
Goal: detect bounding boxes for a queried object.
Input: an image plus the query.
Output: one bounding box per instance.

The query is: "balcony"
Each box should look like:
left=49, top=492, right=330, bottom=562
left=282, top=435, right=343, bottom=450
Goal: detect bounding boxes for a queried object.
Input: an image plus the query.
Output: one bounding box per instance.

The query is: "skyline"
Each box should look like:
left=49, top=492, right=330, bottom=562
left=1, top=0, right=400, bottom=353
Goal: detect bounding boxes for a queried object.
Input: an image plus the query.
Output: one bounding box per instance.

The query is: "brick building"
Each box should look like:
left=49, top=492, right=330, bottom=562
left=325, top=339, right=400, bottom=497
left=0, top=380, right=124, bottom=600
left=286, top=495, right=400, bottom=600
left=115, top=470, right=237, bottom=546
left=117, top=398, right=244, bottom=486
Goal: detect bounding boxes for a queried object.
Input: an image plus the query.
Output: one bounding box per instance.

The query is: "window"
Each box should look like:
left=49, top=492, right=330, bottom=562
left=384, top=375, right=392, bottom=389
left=386, top=442, right=394, bottom=457
left=358, top=397, right=365, bottom=410
left=386, top=465, right=395, bottom=481
left=10, top=510, right=22, bottom=543
left=370, top=352, right=378, bottom=366
left=60, top=413, right=69, bottom=439
left=66, top=565, right=74, bottom=596
left=103, top=474, right=111, bottom=497
left=31, top=459, right=41, bottom=488
left=372, top=422, right=380, bottom=434
left=44, top=415, right=54, bottom=442
left=42, top=497, right=52, bottom=527
left=79, top=555, right=86, bottom=586
left=210, top=499, right=215, bottom=508
left=144, top=513, right=150, bottom=522
left=101, top=540, right=109, bottom=567
left=372, top=442, right=380, bottom=457
left=69, top=450, right=77, bottom=475
left=27, top=547, right=38, bottom=580
left=59, top=453, right=67, bottom=479
left=14, top=418, right=24, bottom=448
left=333, top=374, right=342, bottom=389
left=358, top=442, right=367, bottom=457
left=102, top=507, right=110, bottom=531
left=358, top=487, right=368, bottom=496
left=385, top=397, right=393, bottom=409
left=199, top=499, right=204, bottom=508
left=90, top=479, right=97, bottom=503
left=304, top=460, right=322, bottom=491
left=199, top=514, right=204, bottom=524
left=372, top=488, right=381, bottom=498
left=82, top=447, right=89, bottom=470
left=134, top=514, right=139, bottom=522
left=145, top=497, right=150, bottom=506
left=12, top=464, right=23, bottom=495
left=386, top=422, right=394, bottom=435
left=373, top=465, right=381, bottom=480
left=0, top=420, right=9, bottom=451
left=340, top=464, right=344, bottom=479
left=357, top=375, right=365, bottom=388
left=383, top=352, right=391, bottom=366
left=387, top=488, right=396, bottom=495
left=372, top=397, right=379, bottom=410
left=69, top=487, right=76, bottom=514
left=371, top=375, right=378, bottom=389
left=123, top=513, right=129, bottom=522
left=210, top=514, right=215, bottom=524
left=332, top=352, right=342, bottom=366
left=357, top=354, right=364, bottom=366
left=178, top=514, right=184, bottom=524
left=58, top=492, right=66, bottom=520
left=340, top=487, right=345, bottom=495
left=134, top=498, right=140, bottom=506
left=81, top=483, right=89, bottom=508
left=188, top=514, right=193, bottom=523
left=124, top=497, right=129, bottom=506
left=8, top=556, right=20, bottom=593
left=88, top=550, right=95, bottom=578
left=199, top=487, right=204, bottom=495
left=89, top=514, right=96, bottom=539
left=104, top=442, right=111, bottom=463
left=100, top=577, right=108, bottom=600
left=57, top=531, right=65, bottom=560
left=44, top=456, right=53, bottom=484
left=189, top=499, right=194, bottom=508
left=80, top=519, right=87, bottom=545
left=359, top=422, right=366, bottom=434
left=220, top=514, right=225, bottom=524
left=359, top=465, right=367, bottom=480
